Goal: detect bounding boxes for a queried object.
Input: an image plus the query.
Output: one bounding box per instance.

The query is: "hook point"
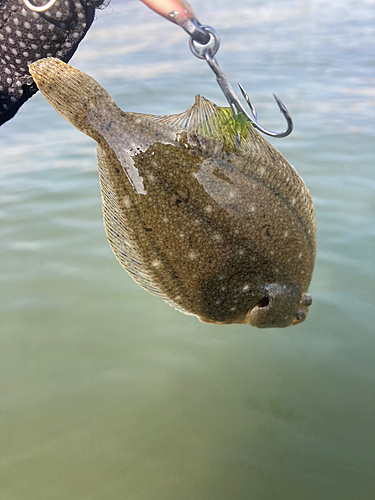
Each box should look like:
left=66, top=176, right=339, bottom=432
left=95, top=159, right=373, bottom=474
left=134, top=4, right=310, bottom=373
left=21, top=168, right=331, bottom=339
left=238, top=82, right=257, bottom=120
left=273, top=93, right=287, bottom=114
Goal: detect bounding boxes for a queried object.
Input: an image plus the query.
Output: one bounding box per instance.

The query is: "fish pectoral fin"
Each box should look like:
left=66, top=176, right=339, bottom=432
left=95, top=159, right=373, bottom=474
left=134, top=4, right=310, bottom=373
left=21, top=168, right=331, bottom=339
left=156, top=95, right=218, bottom=133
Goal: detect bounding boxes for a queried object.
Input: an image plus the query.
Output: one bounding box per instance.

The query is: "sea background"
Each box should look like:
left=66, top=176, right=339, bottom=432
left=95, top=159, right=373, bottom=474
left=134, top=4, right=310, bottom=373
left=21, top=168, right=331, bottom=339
left=1, top=0, right=375, bottom=498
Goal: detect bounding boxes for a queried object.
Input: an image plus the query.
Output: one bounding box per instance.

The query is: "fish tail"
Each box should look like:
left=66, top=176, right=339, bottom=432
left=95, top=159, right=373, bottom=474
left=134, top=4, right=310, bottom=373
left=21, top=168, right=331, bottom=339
left=29, top=58, right=115, bottom=140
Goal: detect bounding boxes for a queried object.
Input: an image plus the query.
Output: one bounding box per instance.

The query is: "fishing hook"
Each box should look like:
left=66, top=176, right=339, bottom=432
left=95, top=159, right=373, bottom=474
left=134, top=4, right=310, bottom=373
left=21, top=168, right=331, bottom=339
left=189, top=24, right=293, bottom=138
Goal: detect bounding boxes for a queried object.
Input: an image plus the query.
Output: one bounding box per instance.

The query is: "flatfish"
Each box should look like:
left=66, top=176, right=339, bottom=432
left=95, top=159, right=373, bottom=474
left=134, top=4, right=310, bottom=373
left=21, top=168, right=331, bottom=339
left=29, top=58, right=316, bottom=328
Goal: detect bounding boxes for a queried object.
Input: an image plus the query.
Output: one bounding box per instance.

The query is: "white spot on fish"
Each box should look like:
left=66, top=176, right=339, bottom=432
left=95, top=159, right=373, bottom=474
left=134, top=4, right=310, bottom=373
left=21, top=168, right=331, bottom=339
left=152, top=260, right=161, bottom=268
left=205, top=205, right=212, bottom=213
left=123, top=196, right=132, bottom=208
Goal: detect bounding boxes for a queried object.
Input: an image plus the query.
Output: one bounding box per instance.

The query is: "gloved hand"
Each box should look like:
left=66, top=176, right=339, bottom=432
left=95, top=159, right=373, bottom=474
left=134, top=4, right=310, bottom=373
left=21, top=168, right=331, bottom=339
left=0, top=0, right=106, bottom=126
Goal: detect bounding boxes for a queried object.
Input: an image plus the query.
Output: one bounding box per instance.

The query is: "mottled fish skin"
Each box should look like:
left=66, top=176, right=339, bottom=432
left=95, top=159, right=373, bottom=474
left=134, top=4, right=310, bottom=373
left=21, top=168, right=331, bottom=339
left=29, top=58, right=316, bottom=328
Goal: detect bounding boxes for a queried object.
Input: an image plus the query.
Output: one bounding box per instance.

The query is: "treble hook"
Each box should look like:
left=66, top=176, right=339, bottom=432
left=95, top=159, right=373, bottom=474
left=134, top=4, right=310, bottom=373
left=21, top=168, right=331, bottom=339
left=188, top=24, right=293, bottom=139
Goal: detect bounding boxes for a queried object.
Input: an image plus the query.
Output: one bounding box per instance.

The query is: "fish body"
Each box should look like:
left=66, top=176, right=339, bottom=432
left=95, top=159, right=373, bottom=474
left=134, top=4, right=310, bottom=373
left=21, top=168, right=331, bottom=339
left=30, top=58, right=316, bottom=328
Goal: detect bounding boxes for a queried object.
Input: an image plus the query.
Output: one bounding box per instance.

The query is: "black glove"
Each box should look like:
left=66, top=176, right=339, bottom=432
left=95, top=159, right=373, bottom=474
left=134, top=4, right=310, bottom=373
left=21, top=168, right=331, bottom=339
left=0, top=0, right=107, bottom=126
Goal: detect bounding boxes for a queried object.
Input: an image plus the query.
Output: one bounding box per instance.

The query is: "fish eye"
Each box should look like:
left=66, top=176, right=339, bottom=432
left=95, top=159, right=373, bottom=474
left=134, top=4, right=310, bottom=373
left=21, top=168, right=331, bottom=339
left=294, top=309, right=306, bottom=323
left=302, top=294, right=312, bottom=307
left=256, top=296, right=269, bottom=308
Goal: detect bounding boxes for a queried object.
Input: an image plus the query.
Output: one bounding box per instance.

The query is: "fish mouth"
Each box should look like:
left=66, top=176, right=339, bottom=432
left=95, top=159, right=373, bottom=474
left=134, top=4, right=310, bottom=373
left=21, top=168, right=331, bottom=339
left=243, top=284, right=312, bottom=328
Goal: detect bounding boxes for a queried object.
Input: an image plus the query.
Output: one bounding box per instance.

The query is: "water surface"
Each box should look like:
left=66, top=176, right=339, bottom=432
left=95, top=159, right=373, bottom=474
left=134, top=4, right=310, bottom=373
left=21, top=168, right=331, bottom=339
left=1, top=1, right=375, bottom=499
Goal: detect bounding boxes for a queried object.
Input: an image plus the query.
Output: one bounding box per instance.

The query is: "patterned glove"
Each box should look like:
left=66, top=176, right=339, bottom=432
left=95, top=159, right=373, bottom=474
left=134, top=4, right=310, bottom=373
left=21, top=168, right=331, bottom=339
left=0, top=0, right=107, bottom=126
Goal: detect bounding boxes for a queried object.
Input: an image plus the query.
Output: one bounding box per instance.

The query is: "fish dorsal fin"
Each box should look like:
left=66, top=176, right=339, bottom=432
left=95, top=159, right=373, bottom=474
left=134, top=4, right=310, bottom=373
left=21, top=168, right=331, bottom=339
left=96, top=144, right=189, bottom=311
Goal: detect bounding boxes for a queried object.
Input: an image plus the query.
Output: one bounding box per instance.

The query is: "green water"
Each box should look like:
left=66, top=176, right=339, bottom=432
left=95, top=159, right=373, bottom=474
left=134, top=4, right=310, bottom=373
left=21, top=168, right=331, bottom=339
left=1, top=1, right=375, bottom=498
